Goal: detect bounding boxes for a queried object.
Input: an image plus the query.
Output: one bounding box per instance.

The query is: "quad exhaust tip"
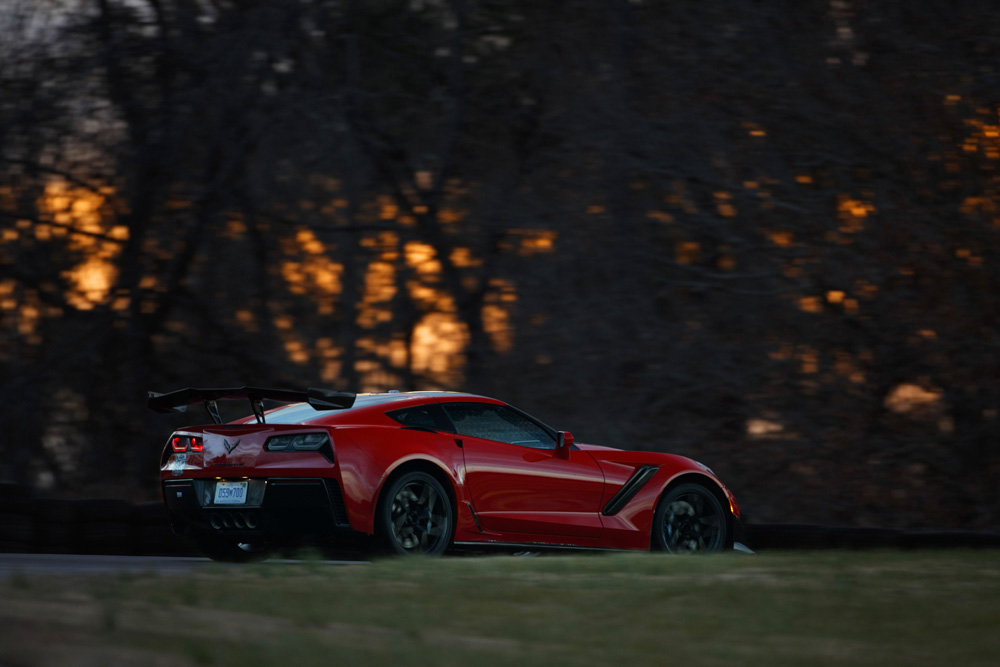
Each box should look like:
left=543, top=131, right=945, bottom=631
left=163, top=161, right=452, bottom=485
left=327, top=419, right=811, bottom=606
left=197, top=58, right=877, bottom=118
left=209, top=510, right=259, bottom=531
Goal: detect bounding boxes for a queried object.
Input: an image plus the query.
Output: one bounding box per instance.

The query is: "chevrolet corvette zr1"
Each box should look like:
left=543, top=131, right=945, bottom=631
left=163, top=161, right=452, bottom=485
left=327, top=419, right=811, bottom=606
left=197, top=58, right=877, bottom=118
left=150, top=387, right=744, bottom=560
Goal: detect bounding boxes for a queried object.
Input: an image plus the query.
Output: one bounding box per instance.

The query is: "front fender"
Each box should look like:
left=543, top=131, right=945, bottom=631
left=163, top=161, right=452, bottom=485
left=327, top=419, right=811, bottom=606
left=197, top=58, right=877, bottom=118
left=593, top=455, right=737, bottom=550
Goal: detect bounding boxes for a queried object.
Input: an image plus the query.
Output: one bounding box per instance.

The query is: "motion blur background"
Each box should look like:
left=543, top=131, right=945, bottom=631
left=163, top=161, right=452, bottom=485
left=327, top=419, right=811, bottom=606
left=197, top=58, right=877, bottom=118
left=1, top=0, right=997, bottom=532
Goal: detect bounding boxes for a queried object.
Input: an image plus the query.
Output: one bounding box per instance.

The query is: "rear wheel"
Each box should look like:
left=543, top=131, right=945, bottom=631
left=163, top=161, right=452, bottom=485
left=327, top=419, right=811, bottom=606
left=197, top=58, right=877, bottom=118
left=194, top=536, right=270, bottom=562
left=379, top=471, right=453, bottom=556
left=652, top=483, right=727, bottom=554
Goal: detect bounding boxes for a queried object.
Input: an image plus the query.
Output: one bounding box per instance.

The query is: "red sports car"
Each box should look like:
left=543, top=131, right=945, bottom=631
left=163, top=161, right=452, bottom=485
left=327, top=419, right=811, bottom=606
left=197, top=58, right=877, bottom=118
left=150, top=387, right=744, bottom=560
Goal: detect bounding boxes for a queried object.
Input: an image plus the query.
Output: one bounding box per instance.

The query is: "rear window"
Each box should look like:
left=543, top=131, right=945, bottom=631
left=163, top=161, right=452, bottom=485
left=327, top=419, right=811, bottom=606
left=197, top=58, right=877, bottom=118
left=258, top=394, right=407, bottom=424
left=256, top=393, right=486, bottom=425
left=258, top=403, right=330, bottom=424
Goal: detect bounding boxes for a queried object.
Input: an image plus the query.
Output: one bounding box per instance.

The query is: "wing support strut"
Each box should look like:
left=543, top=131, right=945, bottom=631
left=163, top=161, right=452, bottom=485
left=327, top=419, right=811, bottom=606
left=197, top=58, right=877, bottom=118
left=204, top=399, right=223, bottom=425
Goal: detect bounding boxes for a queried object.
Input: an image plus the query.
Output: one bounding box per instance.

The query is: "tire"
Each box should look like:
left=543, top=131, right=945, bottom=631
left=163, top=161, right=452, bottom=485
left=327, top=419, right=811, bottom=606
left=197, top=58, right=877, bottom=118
left=194, top=535, right=270, bottom=562
left=379, top=471, right=453, bottom=556
left=652, top=483, right=728, bottom=554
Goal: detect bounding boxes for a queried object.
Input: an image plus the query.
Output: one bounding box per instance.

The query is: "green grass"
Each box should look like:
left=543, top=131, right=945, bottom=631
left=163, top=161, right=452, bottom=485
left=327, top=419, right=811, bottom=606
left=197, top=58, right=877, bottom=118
left=2, top=551, right=999, bottom=666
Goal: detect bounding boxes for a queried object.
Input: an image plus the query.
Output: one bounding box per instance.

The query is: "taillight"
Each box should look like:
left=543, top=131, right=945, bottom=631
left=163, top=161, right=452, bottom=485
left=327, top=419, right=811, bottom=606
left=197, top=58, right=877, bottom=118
left=264, top=432, right=334, bottom=463
left=171, top=435, right=203, bottom=453
left=265, top=432, right=329, bottom=452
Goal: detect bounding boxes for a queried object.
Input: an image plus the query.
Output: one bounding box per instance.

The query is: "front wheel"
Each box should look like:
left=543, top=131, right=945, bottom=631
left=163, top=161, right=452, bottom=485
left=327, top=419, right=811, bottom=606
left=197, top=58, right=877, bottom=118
left=379, top=471, right=453, bottom=556
left=652, top=483, right=728, bottom=554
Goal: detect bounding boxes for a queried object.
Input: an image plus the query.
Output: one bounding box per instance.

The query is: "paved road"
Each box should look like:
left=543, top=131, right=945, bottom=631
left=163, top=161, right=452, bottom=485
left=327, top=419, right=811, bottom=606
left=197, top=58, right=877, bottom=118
left=0, top=553, right=367, bottom=578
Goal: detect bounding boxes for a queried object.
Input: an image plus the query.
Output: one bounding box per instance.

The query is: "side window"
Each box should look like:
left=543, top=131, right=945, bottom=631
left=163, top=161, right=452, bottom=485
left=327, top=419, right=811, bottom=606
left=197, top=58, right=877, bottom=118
left=442, top=403, right=556, bottom=449
left=387, top=405, right=454, bottom=432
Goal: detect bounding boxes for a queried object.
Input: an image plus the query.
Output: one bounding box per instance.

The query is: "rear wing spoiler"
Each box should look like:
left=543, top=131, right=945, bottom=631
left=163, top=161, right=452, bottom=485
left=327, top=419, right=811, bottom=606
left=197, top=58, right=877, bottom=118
left=147, top=386, right=356, bottom=425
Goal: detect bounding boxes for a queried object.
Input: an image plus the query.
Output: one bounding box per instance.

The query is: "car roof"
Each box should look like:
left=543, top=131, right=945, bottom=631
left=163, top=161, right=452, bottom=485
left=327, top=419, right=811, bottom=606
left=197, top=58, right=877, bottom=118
left=258, top=391, right=502, bottom=425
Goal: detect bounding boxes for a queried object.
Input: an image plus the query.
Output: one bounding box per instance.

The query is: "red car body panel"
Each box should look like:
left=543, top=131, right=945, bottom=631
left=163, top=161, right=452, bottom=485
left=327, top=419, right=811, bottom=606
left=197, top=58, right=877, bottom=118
left=460, top=437, right=606, bottom=538
left=330, top=425, right=469, bottom=536
left=157, top=391, right=741, bottom=552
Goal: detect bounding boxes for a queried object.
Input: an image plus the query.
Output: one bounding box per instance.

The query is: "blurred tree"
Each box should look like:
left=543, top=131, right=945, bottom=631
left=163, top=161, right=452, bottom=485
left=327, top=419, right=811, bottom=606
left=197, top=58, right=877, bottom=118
left=0, top=0, right=997, bottom=529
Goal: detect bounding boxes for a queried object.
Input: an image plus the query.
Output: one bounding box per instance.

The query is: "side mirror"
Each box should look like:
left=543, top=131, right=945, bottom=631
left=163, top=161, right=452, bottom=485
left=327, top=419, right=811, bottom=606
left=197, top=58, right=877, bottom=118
left=556, top=431, right=574, bottom=459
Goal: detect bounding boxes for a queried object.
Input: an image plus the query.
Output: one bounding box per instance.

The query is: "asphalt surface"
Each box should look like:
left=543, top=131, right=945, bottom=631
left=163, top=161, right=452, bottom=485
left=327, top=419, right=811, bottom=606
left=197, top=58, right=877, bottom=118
left=0, top=553, right=368, bottom=578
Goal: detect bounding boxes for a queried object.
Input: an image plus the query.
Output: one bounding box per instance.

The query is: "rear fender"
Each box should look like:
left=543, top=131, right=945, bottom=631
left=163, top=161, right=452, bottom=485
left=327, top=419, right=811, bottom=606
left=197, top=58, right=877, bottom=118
left=371, top=457, right=463, bottom=538
left=333, top=426, right=467, bottom=535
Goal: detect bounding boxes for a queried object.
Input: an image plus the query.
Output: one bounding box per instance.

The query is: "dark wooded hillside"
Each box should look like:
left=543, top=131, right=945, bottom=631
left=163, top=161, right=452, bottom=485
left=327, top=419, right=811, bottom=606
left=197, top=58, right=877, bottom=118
left=1, top=0, right=998, bottom=530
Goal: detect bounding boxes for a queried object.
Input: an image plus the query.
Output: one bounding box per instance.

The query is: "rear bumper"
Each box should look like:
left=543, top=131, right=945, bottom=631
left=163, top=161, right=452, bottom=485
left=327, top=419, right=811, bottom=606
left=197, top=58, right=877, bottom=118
left=162, top=477, right=352, bottom=542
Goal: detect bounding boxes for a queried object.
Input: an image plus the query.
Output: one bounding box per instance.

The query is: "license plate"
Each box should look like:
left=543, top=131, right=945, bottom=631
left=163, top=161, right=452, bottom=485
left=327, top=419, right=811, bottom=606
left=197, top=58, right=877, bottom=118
left=214, top=481, right=248, bottom=505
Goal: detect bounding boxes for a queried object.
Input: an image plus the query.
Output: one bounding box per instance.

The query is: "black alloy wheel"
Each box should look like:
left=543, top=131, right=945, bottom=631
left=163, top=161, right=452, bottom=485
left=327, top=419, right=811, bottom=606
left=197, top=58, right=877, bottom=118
left=652, top=483, right=727, bottom=553
left=381, top=471, right=453, bottom=556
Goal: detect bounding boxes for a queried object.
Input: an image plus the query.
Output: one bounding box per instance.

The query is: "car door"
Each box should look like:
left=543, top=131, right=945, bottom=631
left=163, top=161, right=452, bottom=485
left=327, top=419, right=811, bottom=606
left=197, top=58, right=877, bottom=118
left=443, top=402, right=605, bottom=538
